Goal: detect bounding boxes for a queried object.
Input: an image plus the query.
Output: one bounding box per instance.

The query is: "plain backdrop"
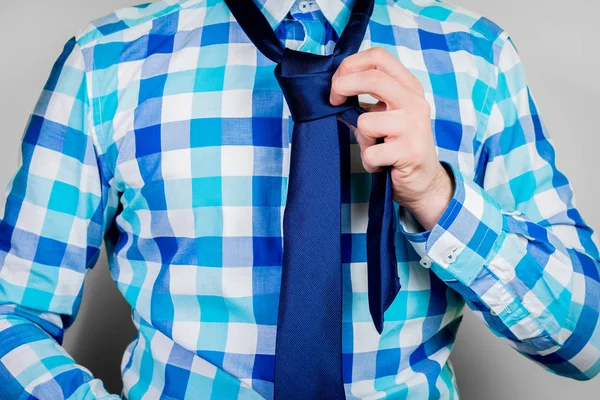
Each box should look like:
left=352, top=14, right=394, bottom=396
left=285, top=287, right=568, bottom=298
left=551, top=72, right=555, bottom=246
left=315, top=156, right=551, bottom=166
left=1, top=1, right=599, bottom=398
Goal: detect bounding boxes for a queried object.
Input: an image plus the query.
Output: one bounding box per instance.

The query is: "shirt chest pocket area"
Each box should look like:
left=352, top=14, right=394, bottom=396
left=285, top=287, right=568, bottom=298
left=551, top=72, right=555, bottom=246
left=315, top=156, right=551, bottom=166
left=114, top=118, right=288, bottom=242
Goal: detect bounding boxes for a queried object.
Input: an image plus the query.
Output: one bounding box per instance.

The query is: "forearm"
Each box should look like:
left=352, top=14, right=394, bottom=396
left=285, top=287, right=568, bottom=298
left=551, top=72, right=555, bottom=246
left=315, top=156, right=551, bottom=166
left=0, top=305, right=118, bottom=399
left=399, top=163, right=600, bottom=379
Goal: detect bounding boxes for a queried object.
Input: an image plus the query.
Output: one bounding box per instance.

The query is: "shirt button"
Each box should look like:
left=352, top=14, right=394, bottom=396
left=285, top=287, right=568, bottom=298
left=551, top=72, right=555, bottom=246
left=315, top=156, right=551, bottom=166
left=298, top=1, right=311, bottom=12
left=419, top=256, right=432, bottom=269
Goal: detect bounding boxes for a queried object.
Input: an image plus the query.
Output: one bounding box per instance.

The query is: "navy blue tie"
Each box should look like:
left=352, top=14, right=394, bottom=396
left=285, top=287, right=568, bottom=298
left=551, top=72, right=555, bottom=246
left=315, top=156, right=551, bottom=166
left=224, top=0, right=400, bottom=397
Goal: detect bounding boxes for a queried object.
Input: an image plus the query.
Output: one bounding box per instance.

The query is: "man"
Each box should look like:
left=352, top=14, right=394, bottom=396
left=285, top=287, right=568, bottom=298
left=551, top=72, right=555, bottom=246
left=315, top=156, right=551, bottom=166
left=0, top=0, right=598, bottom=398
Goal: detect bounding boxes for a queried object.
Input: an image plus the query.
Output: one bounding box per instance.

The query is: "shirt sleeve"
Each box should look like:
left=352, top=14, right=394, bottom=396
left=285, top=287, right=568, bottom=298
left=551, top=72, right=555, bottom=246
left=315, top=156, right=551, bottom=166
left=0, top=37, right=121, bottom=399
left=398, top=35, right=600, bottom=380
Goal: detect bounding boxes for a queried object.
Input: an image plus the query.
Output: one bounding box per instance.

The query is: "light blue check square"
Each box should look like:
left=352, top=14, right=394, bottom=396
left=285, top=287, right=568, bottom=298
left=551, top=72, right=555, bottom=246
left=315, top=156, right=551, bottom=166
left=192, top=92, right=222, bottom=118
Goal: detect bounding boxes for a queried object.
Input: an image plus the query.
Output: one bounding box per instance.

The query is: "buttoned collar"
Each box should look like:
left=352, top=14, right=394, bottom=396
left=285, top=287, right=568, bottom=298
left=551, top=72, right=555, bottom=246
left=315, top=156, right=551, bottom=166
left=255, top=0, right=356, bottom=36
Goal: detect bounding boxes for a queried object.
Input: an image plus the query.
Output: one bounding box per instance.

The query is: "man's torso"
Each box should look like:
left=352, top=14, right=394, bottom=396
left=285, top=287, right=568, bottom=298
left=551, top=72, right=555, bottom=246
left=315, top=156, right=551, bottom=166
left=74, top=0, right=506, bottom=398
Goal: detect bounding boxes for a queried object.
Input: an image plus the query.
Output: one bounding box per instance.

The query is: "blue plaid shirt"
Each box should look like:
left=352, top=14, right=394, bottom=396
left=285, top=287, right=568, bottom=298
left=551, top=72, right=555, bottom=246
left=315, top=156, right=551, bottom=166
left=1, top=0, right=599, bottom=398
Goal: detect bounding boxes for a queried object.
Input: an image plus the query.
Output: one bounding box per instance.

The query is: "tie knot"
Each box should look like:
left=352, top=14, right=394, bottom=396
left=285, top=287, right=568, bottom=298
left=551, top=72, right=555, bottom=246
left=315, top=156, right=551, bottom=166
left=275, top=48, right=358, bottom=122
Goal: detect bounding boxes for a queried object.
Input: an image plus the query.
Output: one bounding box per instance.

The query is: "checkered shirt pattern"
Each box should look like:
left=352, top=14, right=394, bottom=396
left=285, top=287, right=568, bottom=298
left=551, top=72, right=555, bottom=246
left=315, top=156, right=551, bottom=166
left=0, top=0, right=599, bottom=399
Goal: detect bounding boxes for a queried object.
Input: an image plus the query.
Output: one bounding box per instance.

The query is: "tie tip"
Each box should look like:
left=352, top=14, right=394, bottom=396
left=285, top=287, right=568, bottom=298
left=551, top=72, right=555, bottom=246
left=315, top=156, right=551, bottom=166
left=374, top=320, right=384, bottom=335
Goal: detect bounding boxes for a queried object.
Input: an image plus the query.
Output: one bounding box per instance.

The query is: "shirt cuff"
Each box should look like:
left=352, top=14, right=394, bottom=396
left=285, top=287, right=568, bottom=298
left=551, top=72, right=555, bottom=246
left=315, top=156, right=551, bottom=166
left=398, top=161, right=505, bottom=285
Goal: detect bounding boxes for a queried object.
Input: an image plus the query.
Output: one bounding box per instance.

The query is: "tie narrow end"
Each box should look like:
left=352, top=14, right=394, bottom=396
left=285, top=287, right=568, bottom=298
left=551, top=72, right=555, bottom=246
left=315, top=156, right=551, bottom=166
left=367, top=166, right=401, bottom=335
left=369, top=279, right=401, bottom=335
left=374, top=322, right=384, bottom=335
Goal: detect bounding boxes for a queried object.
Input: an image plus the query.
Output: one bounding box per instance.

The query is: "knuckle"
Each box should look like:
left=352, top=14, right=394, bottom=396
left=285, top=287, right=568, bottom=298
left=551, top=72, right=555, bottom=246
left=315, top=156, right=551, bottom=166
left=361, top=148, right=376, bottom=169
left=338, top=59, right=352, bottom=75
left=412, top=76, right=424, bottom=91
left=367, top=47, right=381, bottom=62
left=356, top=113, right=371, bottom=134
left=371, top=46, right=387, bottom=59
left=418, top=98, right=431, bottom=114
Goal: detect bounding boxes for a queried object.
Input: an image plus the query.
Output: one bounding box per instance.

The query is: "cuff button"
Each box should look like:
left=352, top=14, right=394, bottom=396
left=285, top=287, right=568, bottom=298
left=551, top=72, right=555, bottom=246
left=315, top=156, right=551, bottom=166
left=444, top=247, right=462, bottom=264
left=419, top=256, right=432, bottom=269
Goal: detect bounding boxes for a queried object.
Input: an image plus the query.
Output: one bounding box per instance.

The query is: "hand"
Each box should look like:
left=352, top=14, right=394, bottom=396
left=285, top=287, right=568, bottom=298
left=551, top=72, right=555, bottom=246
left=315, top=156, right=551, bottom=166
left=330, top=47, right=455, bottom=231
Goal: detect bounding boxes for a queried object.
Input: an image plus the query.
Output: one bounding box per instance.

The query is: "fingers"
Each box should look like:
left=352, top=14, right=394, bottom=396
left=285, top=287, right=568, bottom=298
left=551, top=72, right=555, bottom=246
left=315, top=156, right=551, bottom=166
left=331, top=47, right=424, bottom=104
left=357, top=109, right=412, bottom=140
left=351, top=110, right=411, bottom=171
left=329, top=47, right=432, bottom=176
left=330, top=68, right=418, bottom=109
left=360, top=140, right=405, bottom=173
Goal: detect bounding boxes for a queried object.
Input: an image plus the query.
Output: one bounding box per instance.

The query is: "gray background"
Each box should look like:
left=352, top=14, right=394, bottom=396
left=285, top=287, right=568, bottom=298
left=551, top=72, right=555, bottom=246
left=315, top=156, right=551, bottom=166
left=1, top=0, right=599, bottom=398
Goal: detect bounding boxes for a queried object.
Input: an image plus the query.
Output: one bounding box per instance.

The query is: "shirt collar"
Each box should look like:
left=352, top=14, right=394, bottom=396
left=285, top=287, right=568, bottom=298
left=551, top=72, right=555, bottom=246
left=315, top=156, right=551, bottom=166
left=255, top=0, right=356, bottom=36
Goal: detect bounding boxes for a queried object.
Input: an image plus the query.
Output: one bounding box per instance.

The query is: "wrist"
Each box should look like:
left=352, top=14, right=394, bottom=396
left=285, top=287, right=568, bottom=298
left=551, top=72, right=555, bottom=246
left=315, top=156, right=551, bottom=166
left=405, top=162, right=455, bottom=231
